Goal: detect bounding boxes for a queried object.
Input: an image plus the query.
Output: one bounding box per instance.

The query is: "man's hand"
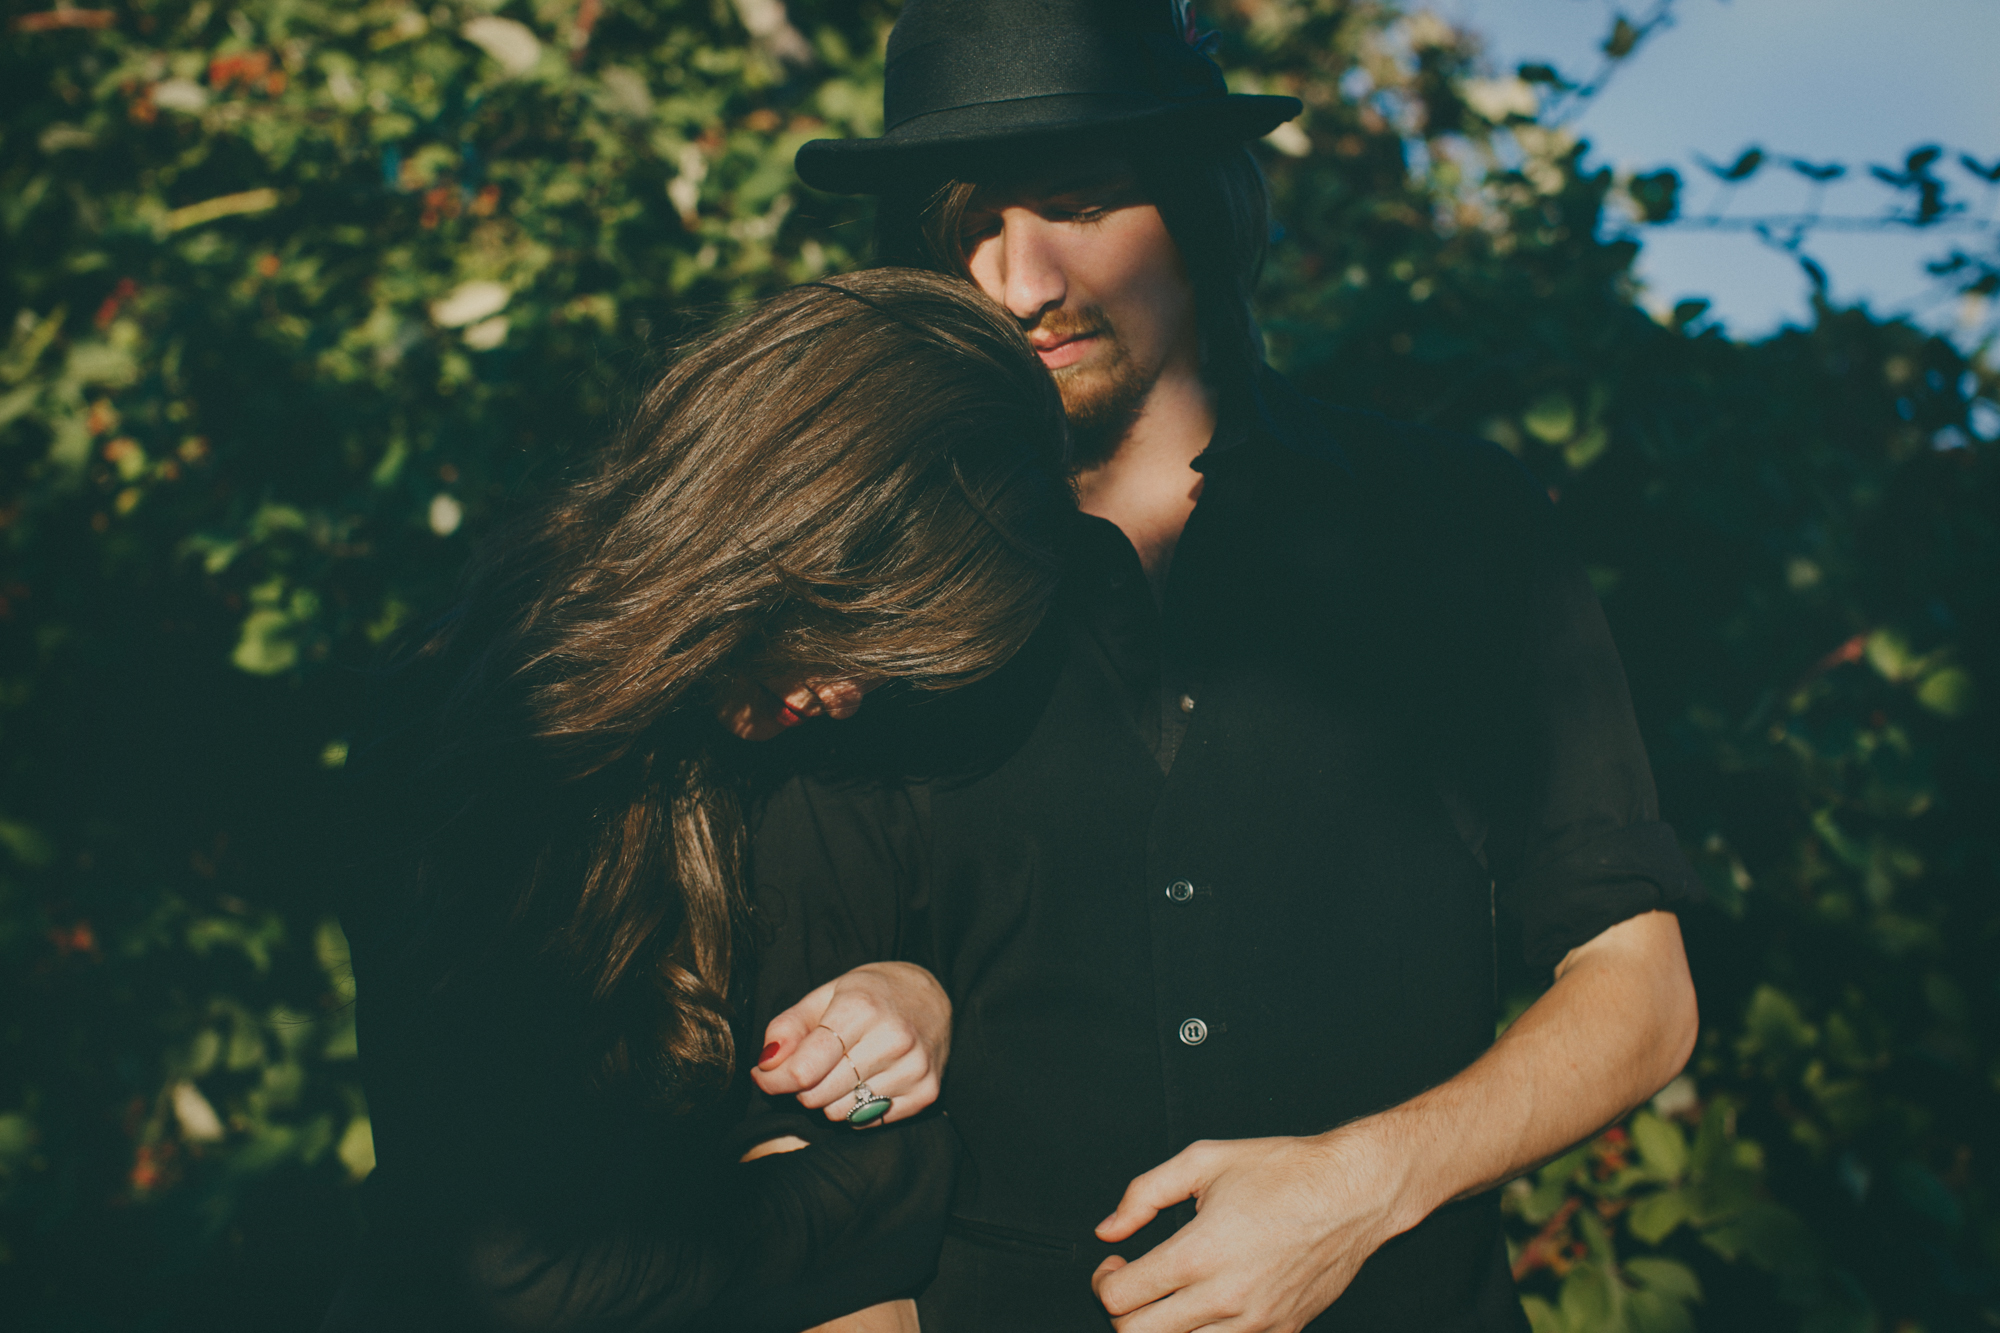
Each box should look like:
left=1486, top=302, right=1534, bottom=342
left=753, top=962, right=951, bottom=1124
left=1088, top=910, right=1697, bottom=1332
left=1090, top=1131, right=1404, bottom=1333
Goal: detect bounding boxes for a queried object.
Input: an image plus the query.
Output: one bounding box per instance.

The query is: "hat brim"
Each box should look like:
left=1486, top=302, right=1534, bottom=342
left=796, top=93, right=1302, bottom=195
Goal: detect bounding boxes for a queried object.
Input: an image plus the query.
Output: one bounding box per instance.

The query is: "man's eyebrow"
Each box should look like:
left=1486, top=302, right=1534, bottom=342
left=971, top=166, right=1140, bottom=209
left=1037, top=166, right=1139, bottom=196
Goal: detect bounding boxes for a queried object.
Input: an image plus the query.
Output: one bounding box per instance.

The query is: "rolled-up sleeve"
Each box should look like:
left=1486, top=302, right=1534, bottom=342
left=1436, top=442, right=1703, bottom=970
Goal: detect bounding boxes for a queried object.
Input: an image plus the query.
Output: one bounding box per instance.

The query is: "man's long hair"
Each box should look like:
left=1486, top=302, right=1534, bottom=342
left=874, top=140, right=1274, bottom=403
left=370, top=270, right=1071, bottom=1110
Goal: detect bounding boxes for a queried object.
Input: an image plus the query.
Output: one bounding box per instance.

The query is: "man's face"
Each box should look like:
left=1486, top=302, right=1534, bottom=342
left=957, top=158, right=1199, bottom=461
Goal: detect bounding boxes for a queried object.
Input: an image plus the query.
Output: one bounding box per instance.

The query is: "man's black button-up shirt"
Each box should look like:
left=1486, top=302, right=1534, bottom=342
left=747, top=370, right=1701, bottom=1332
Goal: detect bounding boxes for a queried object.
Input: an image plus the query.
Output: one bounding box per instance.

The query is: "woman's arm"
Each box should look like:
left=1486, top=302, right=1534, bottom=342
left=807, top=1301, right=921, bottom=1333
left=365, top=1110, right=958, bottom=1333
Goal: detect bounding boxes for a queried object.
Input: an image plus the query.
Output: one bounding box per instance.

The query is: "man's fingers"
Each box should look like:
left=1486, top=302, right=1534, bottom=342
left=1096, top=1147, right=1214, bottom=1242
left=1094, top=1242, right=1209, bottom=1327
left=1090, top=1255, right=1127, bottom=1299
left=1105, top=1292, right=1227, bottom=1333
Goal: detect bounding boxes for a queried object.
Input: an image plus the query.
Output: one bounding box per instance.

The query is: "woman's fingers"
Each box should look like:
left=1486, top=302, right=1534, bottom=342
left=812, top=679, right=869, bottom=720
left=717, top=675, right=877, bottom=741
left=780, top=684, right=825, bottom=719
left=796, top=1002, right=935, bottom=1124
left=752, top=979, right=847, bottom=1096
left=798, top=1044, right=937, bottom=1124
left=781, top=679, right=877, bottom=722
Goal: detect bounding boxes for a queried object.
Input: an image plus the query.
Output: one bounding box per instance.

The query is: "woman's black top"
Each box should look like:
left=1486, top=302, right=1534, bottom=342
left=333, top=744, right=955, bottom=1331
left=743, top=369, right=1703, bottom=1332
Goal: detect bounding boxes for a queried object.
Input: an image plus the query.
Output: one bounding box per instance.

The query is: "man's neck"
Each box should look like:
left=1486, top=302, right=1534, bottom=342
left=1074, top=365, right=1217, bottom=596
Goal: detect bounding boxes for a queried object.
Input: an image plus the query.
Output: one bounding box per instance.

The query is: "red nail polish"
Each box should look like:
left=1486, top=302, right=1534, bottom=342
left=776, top=704, right=802, bottom=728
left=760, top=1041, right=780, bottom=1065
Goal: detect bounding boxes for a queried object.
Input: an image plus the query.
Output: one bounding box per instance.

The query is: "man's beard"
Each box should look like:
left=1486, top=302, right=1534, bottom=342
left=1040, top=307, right=1160, bottom=469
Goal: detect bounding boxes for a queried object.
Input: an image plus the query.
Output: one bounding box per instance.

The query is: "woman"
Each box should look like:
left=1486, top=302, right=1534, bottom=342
left=334, top=270, right=1072, bottom=1331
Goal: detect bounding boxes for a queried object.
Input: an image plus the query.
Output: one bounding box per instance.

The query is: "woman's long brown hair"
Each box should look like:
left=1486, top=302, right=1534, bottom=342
left=382, top=269, right=1071, bottom=1109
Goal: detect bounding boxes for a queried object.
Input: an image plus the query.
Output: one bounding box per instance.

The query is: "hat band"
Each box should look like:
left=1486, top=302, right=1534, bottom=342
left=883, top=27, right=1227, bottom=132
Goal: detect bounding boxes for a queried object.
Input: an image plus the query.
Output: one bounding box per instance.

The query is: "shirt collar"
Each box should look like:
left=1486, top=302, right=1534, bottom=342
left=1190, top=364, right=1355, bottom=479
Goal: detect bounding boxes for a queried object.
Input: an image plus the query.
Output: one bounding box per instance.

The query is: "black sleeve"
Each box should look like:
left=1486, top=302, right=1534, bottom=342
left=745, top=773, right=933, bottom=1037
left=427, top=1110, right=958, bottom=1333
left=1429, top=440, right=1704, bottom=970
left=337, top=846, right=952, bottom=1333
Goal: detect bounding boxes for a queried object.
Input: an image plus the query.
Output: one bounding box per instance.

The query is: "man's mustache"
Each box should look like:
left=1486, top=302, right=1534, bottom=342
left=1026, top=307, right=1113, bottom=344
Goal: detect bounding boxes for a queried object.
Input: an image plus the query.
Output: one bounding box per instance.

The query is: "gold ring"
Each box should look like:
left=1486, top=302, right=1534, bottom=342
left=818, top=1025, right=867, bottom=1091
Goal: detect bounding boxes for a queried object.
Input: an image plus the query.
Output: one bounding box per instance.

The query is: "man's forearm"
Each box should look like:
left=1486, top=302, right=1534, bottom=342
left=1089, top=910, right=1698, bottom=1332
left=1352, top=909, right=1699, bottom=1239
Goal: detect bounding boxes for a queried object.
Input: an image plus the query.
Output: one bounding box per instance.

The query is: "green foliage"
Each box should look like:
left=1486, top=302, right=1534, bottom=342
left=0, top=0, right=892, bottom=1324
left=1220, top=7, right=1998, bottom=1329
left=1506, top=1095, right=1857, bottom=1333
left=2, top=1, right=1994, bottom=1330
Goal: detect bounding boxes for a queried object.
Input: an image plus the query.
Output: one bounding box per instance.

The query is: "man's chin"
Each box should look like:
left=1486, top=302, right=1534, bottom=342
left=1053, top=362, right=1128, bottom=418
left=1060, top=385, right=1149, bottom=468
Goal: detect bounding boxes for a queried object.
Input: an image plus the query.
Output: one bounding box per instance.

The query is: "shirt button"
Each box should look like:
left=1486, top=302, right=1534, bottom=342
left=1166, top=879, right=1194, bottom=901
left=1179, top=1018, right=1209, bottom=1046
left=1178, top=693, right=1196, bottom=714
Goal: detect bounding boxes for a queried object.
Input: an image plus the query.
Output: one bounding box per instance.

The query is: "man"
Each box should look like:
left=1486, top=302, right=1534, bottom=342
left=749, top=1, right=1701, bottom=1329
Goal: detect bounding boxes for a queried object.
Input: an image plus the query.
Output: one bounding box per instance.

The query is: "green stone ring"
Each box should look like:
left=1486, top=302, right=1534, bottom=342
left=846, top=1082, right=891, bottom=1127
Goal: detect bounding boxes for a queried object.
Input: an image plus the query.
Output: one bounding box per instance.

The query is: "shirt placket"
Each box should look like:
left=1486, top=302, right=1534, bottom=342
left=1142, top=475, right=1232, bottom=1157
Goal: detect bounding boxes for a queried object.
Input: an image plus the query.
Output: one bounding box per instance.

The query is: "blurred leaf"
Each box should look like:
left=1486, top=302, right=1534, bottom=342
left=1628, top=1188, right=1690, bottom=1244
left=1699, top=147, right=1765, bottom=182
left=1915, top=665, right=1975, bottom=717
left=336, top=1114, right=375, bottom=1182
left=1627, top=169, right=1680, bottom=223
left=1629, top=1112, right=1689, bottom=1183
left=1524, top=391, right=1577, bottom=443
left=1624, top=1256, right=1702, bottom=1303
left=1603, top=16, right=1641, bottom=59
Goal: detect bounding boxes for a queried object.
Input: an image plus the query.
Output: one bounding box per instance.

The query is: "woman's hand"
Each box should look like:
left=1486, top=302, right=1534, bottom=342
left=753, top=962, right=951, bottom=1125
left=715, top=676, right=875, bottom=742
left=806, top=1300, right=920, bottom=1333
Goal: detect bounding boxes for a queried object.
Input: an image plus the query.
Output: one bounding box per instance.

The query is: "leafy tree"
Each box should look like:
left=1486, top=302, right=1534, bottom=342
left=1, top=1, right=1992, bottom=1330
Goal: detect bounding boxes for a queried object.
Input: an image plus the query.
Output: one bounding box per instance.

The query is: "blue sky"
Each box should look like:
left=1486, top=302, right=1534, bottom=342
left=1431, top=0, right=2000, bottom=344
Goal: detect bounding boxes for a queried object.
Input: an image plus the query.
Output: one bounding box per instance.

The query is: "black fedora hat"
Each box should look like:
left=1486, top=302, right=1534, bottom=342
left=795, top=0, right=1301, bottom=195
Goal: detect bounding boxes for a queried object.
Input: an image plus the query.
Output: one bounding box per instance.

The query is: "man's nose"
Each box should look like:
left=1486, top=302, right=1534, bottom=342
left=979, top=209, right=1066, bottom=323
